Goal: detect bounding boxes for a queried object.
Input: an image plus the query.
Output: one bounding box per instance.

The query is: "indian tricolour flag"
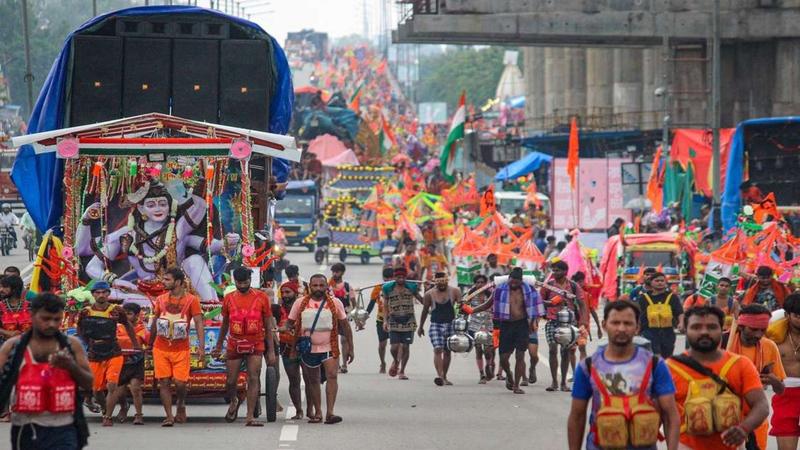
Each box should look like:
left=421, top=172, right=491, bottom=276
left=440, top=92, right=465, bottom=183
left=379, top=114, right=396, bottom=155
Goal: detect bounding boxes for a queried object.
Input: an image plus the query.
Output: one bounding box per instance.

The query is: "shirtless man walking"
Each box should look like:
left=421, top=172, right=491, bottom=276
left=418, top=272, right=462, bottom=386
left=471, top=268, right=543, bottom=394
left=771, top=293, right=800, bottom=450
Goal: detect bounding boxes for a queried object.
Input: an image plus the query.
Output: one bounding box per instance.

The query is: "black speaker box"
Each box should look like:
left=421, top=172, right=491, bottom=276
left=219, top=40, right=270, bottom=130
left=69, top=35, right=123, bottom=126
left=122, top=38, right=171, bottom=116
left=172, top=39, right=219, bottom=122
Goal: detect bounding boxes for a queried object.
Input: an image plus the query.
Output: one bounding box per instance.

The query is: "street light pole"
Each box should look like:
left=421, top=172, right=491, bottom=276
left=20, top=0, right=34, bottom=114
left=711, top=0, right=721, bottom=230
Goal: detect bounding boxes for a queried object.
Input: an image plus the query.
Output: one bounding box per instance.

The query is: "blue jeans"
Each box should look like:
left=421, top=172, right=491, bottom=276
left=11, top=424, right=78, bottom=450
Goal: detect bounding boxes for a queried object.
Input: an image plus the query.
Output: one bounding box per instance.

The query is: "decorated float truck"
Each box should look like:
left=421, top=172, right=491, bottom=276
left=10, top=6, right=298, bottom=420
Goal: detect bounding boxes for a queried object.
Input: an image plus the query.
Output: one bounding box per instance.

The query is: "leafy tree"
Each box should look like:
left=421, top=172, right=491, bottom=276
left=0, top=0, right=139, bottom=116
left=416, top=46, right=514, bottom=112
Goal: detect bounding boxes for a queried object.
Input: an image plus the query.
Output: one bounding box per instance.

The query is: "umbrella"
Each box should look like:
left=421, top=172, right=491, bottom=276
left=308, top=134, right=349, bottom=162
left=319, top=149, right=360, bottom=167
left=391, top=153, right=411, bottom=165
left=423, top=158, right=440, bottom=173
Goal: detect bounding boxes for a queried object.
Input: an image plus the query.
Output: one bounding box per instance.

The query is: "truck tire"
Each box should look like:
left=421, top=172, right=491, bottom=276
left=265, top=366, right=278, bottom=422
left=360, top=251, right=370, bottom=264
left=339, top=248, right=347, bottom=262
left=306, top=244, right=315, bottom=252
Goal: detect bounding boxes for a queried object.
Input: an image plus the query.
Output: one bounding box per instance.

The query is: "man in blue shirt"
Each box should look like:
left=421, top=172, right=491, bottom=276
left=567, top=300, right=680, bottom=450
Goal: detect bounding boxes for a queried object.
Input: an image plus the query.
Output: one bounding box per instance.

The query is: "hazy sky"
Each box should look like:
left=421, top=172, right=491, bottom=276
left=195, top=0, right=394, bottom=45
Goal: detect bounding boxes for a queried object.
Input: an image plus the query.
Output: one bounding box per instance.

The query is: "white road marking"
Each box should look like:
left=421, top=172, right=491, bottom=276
left=279, top=425, right=299, bottom=441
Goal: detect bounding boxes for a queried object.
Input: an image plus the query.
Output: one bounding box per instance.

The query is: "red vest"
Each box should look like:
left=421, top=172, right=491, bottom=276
left=0, top=300, right=31, bottom=332
left=14, top=348, right=76, bottom=414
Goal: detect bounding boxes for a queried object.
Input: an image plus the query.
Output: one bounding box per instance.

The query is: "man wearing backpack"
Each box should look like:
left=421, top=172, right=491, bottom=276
left=0, top=293, right=94, bottom=449
left=667, top=305, right=769, bottom=450
left=568, top=300, right=681, bottom=450
left=636, top=272, right=684, bottom=358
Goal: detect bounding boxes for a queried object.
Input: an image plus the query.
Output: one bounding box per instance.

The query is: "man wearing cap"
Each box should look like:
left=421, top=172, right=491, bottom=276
left=724, top=303, right=786, bottom=450
left=382, top=267, right=422, bottom=380
left=77, top=280, right=140, bottom=427
left=418, top=272, right=461, bottom=386
left=471, top=267, right=543, bottom=394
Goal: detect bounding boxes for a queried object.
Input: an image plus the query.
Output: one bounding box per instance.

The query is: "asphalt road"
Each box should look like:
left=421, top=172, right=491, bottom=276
left=0, top=247, right=780, bottom=449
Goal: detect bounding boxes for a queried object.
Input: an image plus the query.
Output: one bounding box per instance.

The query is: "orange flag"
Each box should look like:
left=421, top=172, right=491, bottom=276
left=752, top=192, right=782, bottom=224
left=480, top=184, right=496, bottom=217
left=646, top=146, right=664, bottom=213
left=567, top=116, right=579, bottom=189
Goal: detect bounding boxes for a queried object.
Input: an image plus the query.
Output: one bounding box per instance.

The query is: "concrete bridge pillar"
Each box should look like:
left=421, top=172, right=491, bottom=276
left=586, top=48, right=614, bottom=128
left=564, top=48, right=587, bottom=119
left=613, top=48, right=643, bottom=127
left=544, top=47, right=566, bottom=119
left=522, top=47, right=546, bottom=128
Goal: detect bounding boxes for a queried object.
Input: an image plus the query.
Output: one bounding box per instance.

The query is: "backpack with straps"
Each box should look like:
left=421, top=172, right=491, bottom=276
left=644, top=293, right=674, bottom=328
left=586, top=355, right=662, bottom=448
left=667, top=354, right=742, bottom=435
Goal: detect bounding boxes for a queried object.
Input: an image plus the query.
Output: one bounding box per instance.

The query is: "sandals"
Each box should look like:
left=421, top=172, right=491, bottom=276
left=434, top=377, right=444, bottom=386
left=133, top=414, right=144, bottom=425
left=545, top=386, right=558, bottom=392
left=290, top=411, right=304, bottom=420
left=245, top=419, right=264, bottom=427
left=308, top=416, right=323, bottom=424
left=505, top=378, right=514, bottom=391
left=175, top=406, right=187, bottom=424
left=520, top=379, right=529, bottom=387
left=478, top=377, right=487, bottom=384
left=225, top=398, right=240, bottom=423
left=116, top=401, right=129, bottom=423
left=102, top=415, right=113, bottom=427
left=528, top=366, right=537, bottom=384
left=339, top=366, right=348, bottom=374
left=379, top=363, right=386, bottom=374
left=388, top=361, right=399, bottom=377
left=85, top=401, right=101, bottom=414
left=443, top=380, right=453, bottom=386
left=0, top=412, right=10, bottom=423
left=513, top=387, right=526, bottom=394
left=324, top=415, right=343, bottom=425
left=161, top=417, right=174, bottom=427
left=398, top=374, right=409, bottom=380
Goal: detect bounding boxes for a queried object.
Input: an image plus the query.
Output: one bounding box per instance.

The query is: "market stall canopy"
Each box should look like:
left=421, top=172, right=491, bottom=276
left=10, top=113, right=300, bottom=161
left=10, top=5, right=294, bottom=232
left=494, top=151, right=553, bottom=181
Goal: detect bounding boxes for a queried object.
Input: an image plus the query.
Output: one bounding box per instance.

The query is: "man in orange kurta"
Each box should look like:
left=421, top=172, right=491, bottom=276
left=725, top=304, right=786, bottom=450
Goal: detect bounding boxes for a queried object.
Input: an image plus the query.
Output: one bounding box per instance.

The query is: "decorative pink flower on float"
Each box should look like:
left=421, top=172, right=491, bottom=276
left=62, top=246, right=74, bottom=259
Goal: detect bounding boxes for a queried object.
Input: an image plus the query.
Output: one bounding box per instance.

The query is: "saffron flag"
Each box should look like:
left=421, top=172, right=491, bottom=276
left=440, top=92, right=466, bottom=183
left=567, top=117, right=579, bottom=189
left=480, top=184, right=496, bottom=217
left=646, top=146, right=664, bottom=213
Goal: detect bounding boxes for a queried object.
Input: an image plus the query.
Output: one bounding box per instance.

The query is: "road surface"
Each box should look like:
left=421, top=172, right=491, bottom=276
left=0, top=248, right=780, bottom=450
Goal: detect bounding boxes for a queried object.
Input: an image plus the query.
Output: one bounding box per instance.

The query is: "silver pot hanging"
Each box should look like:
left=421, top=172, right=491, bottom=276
left=453, top=317, right=469, bottom=333
left=554, top=325, right=580, bottom=347
left=556, top=306, right=574, bottom=325
left=348, top=308, right=369, bottom=323
left=447, top=333, right=473, bottom=353
left=473, top=329, right=493, bottom=347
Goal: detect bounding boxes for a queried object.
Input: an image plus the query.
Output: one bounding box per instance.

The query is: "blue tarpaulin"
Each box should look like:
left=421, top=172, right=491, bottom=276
left=494, top=151, right=553, bottom=181
left=721, top=116, right=800, bottom=231
left=12, top=6, right=294, bottom=232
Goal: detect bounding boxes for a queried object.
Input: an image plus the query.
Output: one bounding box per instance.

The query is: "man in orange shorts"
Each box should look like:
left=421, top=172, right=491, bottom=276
left=77, top=280, right=140, bottom=427
left=213, top=267, right=275, bottom=426
left=149, top=268, right=204, bottom=427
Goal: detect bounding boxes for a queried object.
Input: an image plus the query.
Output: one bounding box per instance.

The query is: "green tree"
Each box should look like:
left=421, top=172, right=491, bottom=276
left=416, top=46, right=514, bottom=112
left=0, top=0, right=139, bottom=116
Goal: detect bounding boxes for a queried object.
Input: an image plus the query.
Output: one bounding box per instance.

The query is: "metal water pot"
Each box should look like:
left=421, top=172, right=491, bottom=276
left=447, top=333, right=473, bottom=353
left=473, top=329, right=493, bottom=347
left=556, top=306, right=574, bottom=325
left=554, top=325, right=579, bottom=347
left=349, top=308, right=369, bottom=323
left=453, top=317, right=469, bottom=333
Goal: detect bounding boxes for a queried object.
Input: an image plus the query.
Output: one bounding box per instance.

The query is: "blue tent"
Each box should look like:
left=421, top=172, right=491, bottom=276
left=12, top=6, right=294, bottom=232
left=720, top=116, right=800, bottom=231
left=494, top=151, right=553, bottom=181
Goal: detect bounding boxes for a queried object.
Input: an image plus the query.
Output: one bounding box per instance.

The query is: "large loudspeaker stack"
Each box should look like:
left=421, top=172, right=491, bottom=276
left=68, top=15, right=271, bottom=129
left=746, top=123, right=800, bottom=205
